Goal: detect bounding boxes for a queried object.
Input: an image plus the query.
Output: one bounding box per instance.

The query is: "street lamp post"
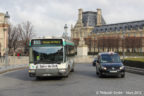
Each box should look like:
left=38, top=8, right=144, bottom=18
left=4, top=11, right=10, bottom=68
left=97, top=32, right=99, bottom=53
left=63, top=24, right=68, bottom=39
left=122, top=30, right=125, bottom=60
left=140, top=29, right=143, bottom=54
left=94, top=36, right=96, bottom=55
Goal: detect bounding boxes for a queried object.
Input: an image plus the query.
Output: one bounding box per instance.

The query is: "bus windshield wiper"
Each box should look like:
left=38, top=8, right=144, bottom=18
left=53, top=60, right=62, bottom=64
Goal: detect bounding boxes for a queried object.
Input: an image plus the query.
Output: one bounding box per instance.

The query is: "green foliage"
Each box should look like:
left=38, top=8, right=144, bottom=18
left=124, top=58, right=144, bottom=62
left=123, top=57, right=144, bottom=69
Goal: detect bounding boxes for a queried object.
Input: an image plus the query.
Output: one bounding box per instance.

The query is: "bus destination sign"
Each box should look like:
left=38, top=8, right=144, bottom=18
left=31, top=39, right=63, bottom=45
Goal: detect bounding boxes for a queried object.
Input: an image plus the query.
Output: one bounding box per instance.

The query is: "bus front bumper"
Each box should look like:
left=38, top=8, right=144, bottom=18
left=29, top=68, right=68, bottom=77
left=29, top=69, right=36, bottom=77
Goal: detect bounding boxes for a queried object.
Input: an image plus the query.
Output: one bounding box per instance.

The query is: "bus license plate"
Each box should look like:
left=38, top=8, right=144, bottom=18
left=43, top=74, right=52, bottom=76
left=40, top=64, right=57, bottom=69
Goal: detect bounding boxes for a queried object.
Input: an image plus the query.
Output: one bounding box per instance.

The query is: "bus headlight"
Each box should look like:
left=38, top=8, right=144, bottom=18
left=59, top=69, right=66, bottom=73
left=29, top=69, right=35, bottom=73
left=120, top=66, right=125, bottom=70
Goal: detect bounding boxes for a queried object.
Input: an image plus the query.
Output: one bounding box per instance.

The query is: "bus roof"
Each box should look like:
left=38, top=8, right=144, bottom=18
left=29, top=37, right=75, bottom=46
left=31, top=36, right=63, bottom=40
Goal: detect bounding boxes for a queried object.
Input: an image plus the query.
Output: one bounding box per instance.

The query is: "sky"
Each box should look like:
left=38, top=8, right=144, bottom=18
left=0, top=0, right=144, bottom=37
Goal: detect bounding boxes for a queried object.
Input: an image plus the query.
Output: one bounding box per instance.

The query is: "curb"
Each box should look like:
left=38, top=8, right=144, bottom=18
left=125, top=66, right=144, bottom=75
left=0, top=64, right=28, bottom=74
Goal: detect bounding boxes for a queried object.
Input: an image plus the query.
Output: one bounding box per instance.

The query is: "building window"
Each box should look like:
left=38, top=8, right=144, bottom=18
left=105, top=28, right=107, bottom=32
left=139, top=25, right=143, bottom=29
left=101, top=29, right=103, bottom=32
left=134, top=32, right=136, bottom=37
left=125, top=26, right=127, bottom=30
left=3, top=28, right=7, bottom=31
left=129, top=25, right=133, bottom=30
left=114, top=27, right=117, bottom=32
left=135, top=25, right=138, bottom=30
left=110, top=28, right=112, bottom=31
left=120, top=27, right=122, bottom=30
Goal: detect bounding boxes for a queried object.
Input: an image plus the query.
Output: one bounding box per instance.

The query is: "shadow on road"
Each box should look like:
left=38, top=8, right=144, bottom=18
left=75, top=63, right=123, bottom=79
left=2, top=68, right=63, bottom=81
left=74, top=69, right=96, bottom=78
left=2, top=64, right=125, bottom=82
left=74, top=63, right=97, bottom=78
left=35, top=77, right=62, bottom=81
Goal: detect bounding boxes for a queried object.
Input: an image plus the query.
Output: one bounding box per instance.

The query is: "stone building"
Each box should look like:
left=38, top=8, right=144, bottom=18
left=0, top=12, right=10, bottom=56
left=71, top=8, right=105, bottom=39
left=71, top=9, right=144, bottom=53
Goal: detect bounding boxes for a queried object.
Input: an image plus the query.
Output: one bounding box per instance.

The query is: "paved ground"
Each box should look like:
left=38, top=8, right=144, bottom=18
left=0, top=63, right=144, bottom=96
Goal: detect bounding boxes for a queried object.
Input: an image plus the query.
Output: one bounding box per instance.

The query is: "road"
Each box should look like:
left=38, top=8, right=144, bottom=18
left=0, top=63, right=144, bottom=96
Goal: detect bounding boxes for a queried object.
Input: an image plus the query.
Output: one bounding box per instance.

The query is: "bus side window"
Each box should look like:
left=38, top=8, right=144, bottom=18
left=67, top=45, right=75, bottom=57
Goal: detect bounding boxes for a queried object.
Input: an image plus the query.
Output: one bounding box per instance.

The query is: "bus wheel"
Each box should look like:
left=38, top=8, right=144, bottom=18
left=36, top=76, right=41, bottom=80
left=71, top=68, right=74, bottom=72
left=64, top=72, right=69, bottom=78
left=64, top=66, right=70, bottom=78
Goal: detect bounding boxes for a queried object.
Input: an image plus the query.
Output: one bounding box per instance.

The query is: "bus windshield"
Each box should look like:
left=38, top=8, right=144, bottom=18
left=30, top=46, right=63, bottom=64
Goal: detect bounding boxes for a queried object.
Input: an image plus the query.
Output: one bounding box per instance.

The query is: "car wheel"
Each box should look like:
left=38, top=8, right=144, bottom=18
left=98, top=72, right=103, bottom=78
left=93, top=63, right=96, bottom=66
left=96, top=68, right=99, bottom=75
left=121, top=74, right=125, bottom=78
left=97, top=69, right=103, bottom=78
left=96, top=71, right=99, bottom=75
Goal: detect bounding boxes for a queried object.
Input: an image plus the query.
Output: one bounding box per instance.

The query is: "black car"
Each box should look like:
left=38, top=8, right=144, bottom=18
left=92, top=57, right=97, bottom=66
left=96, top=52, right=125, bottom=78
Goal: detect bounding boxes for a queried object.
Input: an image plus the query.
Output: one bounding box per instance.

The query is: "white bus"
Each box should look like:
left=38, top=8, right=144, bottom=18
left=28, top=37, right=76, bottom=79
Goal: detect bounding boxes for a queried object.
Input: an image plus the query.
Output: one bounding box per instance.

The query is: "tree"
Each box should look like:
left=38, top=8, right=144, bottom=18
left=8, top=25, right=20, bottom=55
left=18, top=21, right=34, bottom=55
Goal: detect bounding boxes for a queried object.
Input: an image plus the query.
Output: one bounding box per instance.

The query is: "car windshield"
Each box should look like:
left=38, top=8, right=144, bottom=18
left=30, top=46, right=63, bottom=64
left=101, top=54, right=121, bottom=63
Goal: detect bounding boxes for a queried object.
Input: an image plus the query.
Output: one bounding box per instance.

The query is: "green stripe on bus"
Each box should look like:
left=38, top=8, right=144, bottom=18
left=29, top=42, right=31, bottom=46
left=63, top=41, right=74, bottom=46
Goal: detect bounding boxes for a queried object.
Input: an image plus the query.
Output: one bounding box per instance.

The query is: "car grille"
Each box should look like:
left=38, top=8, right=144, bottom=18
left=106, top=66, right=120, bottom=70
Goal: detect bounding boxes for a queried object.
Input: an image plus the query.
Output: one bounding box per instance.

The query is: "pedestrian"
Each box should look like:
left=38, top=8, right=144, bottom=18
left=17, top=53, right=20, bottom=59
left=0, top=52, right=1, bottom=62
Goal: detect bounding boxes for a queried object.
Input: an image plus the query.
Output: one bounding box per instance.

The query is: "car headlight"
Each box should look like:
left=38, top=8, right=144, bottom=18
left=101, top=66, right=107, bottom=70
left=120, top=66, right=125, bottom=70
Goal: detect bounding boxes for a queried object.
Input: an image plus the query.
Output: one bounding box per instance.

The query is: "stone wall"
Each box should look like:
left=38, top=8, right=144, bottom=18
left=0, top=56, right=29, bottom=66
left=74, top=56, right=94, bottom=64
